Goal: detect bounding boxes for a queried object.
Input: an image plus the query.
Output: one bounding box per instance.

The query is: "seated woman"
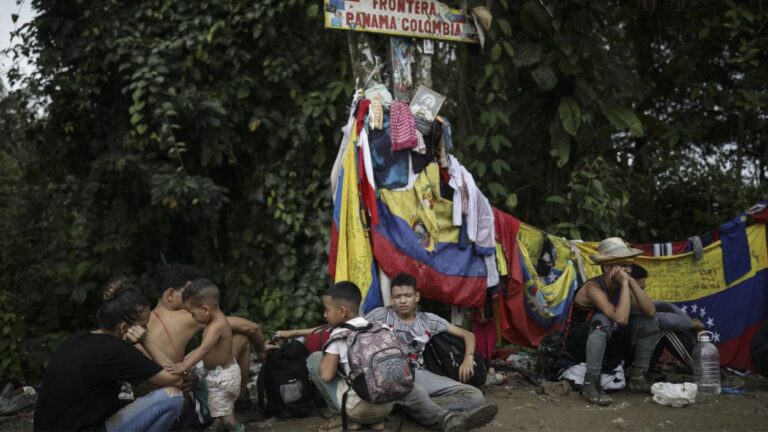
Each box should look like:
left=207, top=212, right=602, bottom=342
left=34, top=279, right=184, bottom=431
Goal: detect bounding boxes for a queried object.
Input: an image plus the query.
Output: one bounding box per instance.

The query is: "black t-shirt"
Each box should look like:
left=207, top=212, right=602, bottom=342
left=33, top=331, right=163, bottom=431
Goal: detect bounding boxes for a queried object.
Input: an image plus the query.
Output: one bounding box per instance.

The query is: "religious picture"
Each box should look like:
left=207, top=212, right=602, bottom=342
left=390, top=37, right=414, bottom=101
left=410, top=85, right=445, bottom=121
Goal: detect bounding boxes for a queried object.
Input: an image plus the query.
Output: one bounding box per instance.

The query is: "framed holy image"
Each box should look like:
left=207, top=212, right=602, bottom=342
left=410, top=85, right=446, bottom=119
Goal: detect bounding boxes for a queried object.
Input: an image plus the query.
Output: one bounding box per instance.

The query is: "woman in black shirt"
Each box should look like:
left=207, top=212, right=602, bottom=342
left=34, top=279, right=184, bottom=431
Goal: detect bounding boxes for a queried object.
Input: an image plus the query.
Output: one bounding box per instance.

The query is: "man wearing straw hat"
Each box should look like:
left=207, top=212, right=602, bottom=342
left=564, top=237, right=658, bottom=406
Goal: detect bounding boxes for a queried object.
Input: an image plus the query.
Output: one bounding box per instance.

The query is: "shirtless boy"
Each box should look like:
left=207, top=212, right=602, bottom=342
left=170, top=279, right=243, bottom=431
left=144, top=263, right=264, bottom=403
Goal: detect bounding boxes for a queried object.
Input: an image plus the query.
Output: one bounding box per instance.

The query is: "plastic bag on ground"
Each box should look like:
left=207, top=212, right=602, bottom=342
left=651, top=382, right=697, bottom=407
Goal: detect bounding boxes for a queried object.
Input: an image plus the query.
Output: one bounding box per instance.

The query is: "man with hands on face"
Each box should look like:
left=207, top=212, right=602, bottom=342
left=564, top=238, right=658, bottom=406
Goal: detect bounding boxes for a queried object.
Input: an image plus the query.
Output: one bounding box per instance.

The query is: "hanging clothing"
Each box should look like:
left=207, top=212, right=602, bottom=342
left=369, top=115, right=410, bottom=189
left=364, top=84, right=393, bottom=108
left=447, top=155, right=478, bottom=240
left=390, top=101, right=419, bottom=151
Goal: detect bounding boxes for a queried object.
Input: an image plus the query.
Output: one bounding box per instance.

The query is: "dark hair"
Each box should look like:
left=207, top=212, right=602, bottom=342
left=155, top=263, right=202, bottom=295
left=391, top=273, right=417, bottom=291
left=631, top=264, right=648, bottom=280
left=96, top=278, right=150, bottom=331
left=182, top=279, right=220, bottom=307
left=326, top=281, right=361, bottom=310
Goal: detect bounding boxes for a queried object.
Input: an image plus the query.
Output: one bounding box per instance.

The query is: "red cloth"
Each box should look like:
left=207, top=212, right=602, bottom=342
left=305, top=329, right=332, bottom=354
left=472, top=317, right=497, bottom=361
left=355, top=99, right=370, bottom=134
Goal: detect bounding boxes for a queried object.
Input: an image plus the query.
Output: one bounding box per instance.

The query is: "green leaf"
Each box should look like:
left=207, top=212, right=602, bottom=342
left=263, top=299, right=276, bottom=317
left=558, top=97, right=581, bottom=136
left=531, top=65, right=557, bottom=91
left=490, top=44, right=502, bottom=61
left=546, top=195, right=568, bottom=205
left=548, top=116, right=570, bottom=167
left=492, top=159, right=510, bottom=175
left=505, top=193, right=518, bottom=209
left=487, top=182, right=506, bottom=198
left=71, top=286, right=87, bottom=304
left=497, top=19, right=512, bottom=36
left=136, top=124, right=148, bottom=135
left=598, top=101, right=645, bottom=137
left=513, top=43, right=542, bottom=67
left=237, top=87, right=251, bottom=99
left=502, top=41, right=515, bottom=58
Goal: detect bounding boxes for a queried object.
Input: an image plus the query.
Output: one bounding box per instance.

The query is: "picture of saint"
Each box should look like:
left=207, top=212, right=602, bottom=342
left=410, top=85, right=446, bottom=120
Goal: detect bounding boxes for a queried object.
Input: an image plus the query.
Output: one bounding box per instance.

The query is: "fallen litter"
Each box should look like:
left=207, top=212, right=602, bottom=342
left=651, top=382, right=697, bottom=407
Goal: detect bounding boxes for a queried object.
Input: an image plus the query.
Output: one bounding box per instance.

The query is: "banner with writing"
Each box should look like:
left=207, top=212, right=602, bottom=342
left=324, top=0, right=479, bottom=43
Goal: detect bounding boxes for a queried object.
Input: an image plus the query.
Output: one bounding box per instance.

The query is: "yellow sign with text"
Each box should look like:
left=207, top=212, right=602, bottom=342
left=324, top=0, right=479, bottom=43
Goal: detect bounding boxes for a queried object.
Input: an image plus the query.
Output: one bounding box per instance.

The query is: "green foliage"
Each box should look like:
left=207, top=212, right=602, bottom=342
left=0, top=292, right=26, bottom=383
left=1, top=0, right=348, bottom=383
left=445, top=0, right=767, bottom=240
left=545, top=158, right=630, bottom=240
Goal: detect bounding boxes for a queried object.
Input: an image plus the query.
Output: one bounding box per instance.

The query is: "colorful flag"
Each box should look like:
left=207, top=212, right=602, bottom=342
left=329, top=106, right=379, bottom=308
left=371, top=164, right=488, bottom=307
left=576, top=224, right=768, bottom=370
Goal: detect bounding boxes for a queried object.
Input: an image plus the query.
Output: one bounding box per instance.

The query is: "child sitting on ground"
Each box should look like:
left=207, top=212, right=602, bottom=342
left=308, top=281, right=393, bottom=432
left=168, top=279, right=243, bottom=431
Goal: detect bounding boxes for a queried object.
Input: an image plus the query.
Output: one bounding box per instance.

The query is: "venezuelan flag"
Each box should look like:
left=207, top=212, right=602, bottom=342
left=576, top=224, right=768, bottom=370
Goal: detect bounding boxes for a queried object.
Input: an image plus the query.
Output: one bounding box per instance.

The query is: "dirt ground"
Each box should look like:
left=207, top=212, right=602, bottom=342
left=5, top=374, right=767, bottom=432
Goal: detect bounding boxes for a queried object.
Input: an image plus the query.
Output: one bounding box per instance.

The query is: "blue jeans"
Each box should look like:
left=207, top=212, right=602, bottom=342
left=105, top=387, right=184, bottom=432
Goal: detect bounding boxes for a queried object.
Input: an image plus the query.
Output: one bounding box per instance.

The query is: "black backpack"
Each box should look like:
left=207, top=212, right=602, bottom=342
left=423, top=332, right=487, bottom=388
left=257, top=339, right=315, bottom=418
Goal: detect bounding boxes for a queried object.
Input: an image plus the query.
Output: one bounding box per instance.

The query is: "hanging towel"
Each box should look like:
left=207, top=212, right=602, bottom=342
left=390, top=101, right=419, bottom=151
left=687, top=236, right=704, bottom=261
left=369, top=96, right=384, bottom=130
left=720, top=216, right=751, bottom=285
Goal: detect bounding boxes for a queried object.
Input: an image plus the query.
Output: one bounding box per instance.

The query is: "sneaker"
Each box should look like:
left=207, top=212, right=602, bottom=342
left=721, top=370, right=746, bottom=388
left=581, top=380, right=612, bottom=406
left=441, top=411, right=468, bottom=432
left=627, top=370, right=653, bottom=394
left=464, top=403, right=498, bottom=430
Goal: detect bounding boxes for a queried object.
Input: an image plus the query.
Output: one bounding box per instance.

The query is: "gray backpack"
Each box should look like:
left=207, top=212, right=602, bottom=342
left=326, top=322, right=414, bottom=403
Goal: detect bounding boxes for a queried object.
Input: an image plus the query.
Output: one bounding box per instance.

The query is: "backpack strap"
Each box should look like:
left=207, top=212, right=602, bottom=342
left=322, top=327, right=353, bottom=352
left=340, top=322, right=373, bottom=332
left=257, top=357, right=268, bottom=414
left=385, top=307, right=396, bottom=328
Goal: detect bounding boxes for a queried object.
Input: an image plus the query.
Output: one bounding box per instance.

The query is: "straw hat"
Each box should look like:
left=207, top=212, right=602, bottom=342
left=590, top=237, right=642, bottom=264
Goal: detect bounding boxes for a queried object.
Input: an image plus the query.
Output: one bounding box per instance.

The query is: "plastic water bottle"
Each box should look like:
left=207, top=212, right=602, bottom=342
left=693, top=331, right=721, bottom=396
